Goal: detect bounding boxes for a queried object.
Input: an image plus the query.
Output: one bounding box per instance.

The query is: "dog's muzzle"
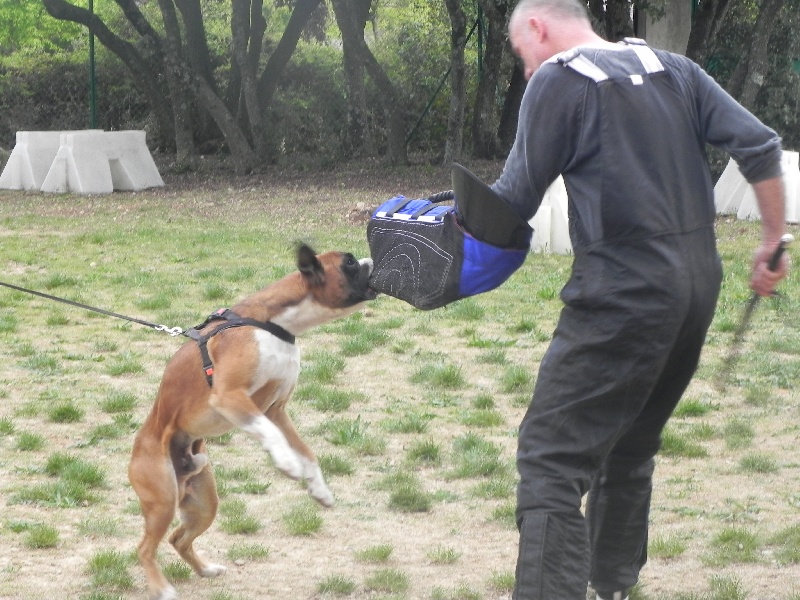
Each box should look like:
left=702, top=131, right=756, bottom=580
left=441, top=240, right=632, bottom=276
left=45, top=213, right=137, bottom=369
left=358, top=258, right=379, bottom=301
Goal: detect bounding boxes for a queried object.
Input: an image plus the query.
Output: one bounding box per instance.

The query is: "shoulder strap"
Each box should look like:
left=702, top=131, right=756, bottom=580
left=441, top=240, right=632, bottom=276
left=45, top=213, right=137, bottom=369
left=557, top=50, right=609, bottom=82
left=621, top=38, right=665, bottom=73
left=557, top=41, right=665, bottom=83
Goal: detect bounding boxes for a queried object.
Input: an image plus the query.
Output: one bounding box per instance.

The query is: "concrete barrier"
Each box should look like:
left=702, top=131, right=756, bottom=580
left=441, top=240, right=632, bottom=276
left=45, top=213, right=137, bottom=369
left=0, top=130, right=164, bottom=194
left=715, top=150, right=800, bottom=223
left=0, top=131, right=80, bottom=191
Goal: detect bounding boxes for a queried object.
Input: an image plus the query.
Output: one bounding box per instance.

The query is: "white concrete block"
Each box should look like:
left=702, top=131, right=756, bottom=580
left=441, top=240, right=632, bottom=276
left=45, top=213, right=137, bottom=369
left=0, top=130, right=164, bottom=195
left=103, top=130, right=164, bottom=191
left=531, top=176, right=573, bottom=255
left=41, top=130, right=164, bottom=194
left=532, top=206, right=552, bottom=252
left=785, top=151, right=799, bottom=224
left=0, top=131, right=80, bottom=190
left=714, top=151, right=800, bottom=224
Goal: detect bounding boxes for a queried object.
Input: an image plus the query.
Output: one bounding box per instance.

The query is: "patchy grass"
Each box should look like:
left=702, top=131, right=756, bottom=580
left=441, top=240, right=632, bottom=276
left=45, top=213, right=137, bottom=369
left=363, top=568, right=410, bottom=594
left=0, top=172, right=798, bottom=600
left=317, top=574, right=357, bottom=595
left=282, top=502, right=323, bottom=536
left=354, top=544, right=394, bottom=563
left=704, top=527, right=760, bottom=566
left=427, top=545, right=462, bottom=565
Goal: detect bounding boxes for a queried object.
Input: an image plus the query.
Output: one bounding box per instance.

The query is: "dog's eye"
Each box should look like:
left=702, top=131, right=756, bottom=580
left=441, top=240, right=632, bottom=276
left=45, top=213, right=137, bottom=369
left=345, top=255, right=357, bottom=268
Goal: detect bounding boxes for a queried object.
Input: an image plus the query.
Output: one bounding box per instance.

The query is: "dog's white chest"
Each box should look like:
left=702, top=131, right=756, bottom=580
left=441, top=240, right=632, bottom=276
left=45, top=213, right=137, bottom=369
left=248, top=329, right=301, bottom=397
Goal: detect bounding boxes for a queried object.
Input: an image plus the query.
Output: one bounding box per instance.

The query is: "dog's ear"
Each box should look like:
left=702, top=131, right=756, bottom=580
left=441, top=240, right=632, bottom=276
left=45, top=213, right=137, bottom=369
left=297, top=244, right=325, bottom=287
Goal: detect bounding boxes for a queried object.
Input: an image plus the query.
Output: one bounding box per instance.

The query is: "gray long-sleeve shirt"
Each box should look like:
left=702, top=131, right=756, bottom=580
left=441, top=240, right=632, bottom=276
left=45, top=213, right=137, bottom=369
left=492, top=44, right=782, bottom=251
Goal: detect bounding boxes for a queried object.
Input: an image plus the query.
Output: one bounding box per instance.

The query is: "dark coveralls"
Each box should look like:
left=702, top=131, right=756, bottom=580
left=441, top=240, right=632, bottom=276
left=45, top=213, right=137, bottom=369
left=491, top=40, right=783, bottom=599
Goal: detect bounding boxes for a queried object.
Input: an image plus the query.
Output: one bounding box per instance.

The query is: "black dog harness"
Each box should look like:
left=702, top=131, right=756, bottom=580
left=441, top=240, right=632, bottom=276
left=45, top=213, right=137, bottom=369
left=184, top=308, right=295, bottom=387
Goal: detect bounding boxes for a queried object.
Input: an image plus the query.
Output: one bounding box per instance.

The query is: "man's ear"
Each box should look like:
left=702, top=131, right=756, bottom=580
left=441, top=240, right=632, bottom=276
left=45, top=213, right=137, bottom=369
left=529, top=16, right=546, bottom=43
left=297, top=244, right=325, bottom=287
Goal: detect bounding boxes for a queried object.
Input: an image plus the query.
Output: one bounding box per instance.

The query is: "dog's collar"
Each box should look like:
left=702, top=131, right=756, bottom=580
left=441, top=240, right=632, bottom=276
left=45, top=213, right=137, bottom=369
left=184, top=308, right=295, bottom=386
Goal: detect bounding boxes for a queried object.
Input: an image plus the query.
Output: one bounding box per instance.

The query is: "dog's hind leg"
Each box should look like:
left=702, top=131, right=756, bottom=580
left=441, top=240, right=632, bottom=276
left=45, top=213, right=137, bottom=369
left=267, top=403, right=334, bottom=507
left=169, top=449, right=227, bottom=580
left=129, top=433, right=180, bottom=600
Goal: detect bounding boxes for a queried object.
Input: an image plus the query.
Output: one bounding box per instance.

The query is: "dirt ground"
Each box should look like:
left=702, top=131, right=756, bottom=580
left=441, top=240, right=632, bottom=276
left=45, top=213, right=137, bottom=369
left=0, top=158, right=799, bottom=600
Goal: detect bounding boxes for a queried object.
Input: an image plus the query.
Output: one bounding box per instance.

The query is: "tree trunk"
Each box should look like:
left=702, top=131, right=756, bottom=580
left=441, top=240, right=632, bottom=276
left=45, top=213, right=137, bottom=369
left=726, top=47, right=750, bottom=100
left=247, top=0, right=266, bottom=88
left=732, top=0, right=784, bottom=110
left=173, top=0, right=215, bottom=90
left=330, top=0, right=407, bottom=164
left=192, top=72, right=259, bottom=173
left=335, top=0, right=373, bottom=156
left=173, top=0, right=219, bottom=141
left=685, top=0, right=733, bottom=64
left=41, top=0, right=174, bottom=147
left=157, top=0, right=256, bottom=172
left=156, top=0, right=198, bottom=171
left=256, top=0, right=322, bottom=118
left=472, top=0, right=508, bottom=159
left=587, top=0, right=606, bottom=34
left=231, top=0, right=268, bottom=156
left=43, top=0, right=294, bottom=172
left=497, top=62, right=526, bottom=153
left=443, top=0, right=467, bottom=165
left=603, top=0, right=634, bottom=41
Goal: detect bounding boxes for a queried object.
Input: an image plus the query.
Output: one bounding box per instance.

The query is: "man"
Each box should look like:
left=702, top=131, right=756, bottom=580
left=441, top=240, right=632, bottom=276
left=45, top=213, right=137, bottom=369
left=490, top=1, right=789, bottom=599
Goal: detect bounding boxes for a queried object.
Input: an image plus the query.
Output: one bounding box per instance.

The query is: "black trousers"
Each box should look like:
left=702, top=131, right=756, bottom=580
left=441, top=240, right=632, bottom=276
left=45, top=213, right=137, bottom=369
left=513, top=234, right=721, bottom=599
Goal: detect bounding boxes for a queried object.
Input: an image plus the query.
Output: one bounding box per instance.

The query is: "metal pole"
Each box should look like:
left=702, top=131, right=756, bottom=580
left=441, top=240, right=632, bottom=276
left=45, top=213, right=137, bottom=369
left=88, top=0, right=97, bottom=128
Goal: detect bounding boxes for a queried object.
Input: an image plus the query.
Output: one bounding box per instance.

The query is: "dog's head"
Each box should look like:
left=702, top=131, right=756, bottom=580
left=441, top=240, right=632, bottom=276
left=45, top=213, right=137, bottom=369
left=270, top=244, right=376, bottom=334
left=297, top=244, right=376, bottom=306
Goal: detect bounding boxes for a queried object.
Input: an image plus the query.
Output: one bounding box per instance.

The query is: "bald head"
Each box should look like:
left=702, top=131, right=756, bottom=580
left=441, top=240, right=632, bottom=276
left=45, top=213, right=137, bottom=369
left=509, top=0, right=605, bottom=79
left=510, top=0, right=591, bottom=24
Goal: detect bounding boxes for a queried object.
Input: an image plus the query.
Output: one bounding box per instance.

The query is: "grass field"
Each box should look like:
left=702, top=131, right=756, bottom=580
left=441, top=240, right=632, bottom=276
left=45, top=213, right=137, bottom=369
left=0, top=160, right=799, bottom=600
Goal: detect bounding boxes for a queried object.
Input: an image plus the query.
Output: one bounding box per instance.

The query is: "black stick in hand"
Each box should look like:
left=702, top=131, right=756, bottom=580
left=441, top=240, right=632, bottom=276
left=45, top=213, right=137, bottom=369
left=717, top=233, right=794, bottom=392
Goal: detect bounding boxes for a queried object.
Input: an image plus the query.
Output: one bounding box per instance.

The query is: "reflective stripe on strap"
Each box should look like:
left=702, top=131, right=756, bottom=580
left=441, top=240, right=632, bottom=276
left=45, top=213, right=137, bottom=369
left=625, top=43, right=665, bottom=74
left=561, top=53, right=609, bottom=82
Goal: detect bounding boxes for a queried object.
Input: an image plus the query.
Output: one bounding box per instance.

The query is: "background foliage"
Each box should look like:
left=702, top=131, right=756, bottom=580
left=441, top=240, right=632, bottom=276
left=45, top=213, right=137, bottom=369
left=0, top=0, right=798, bottom=167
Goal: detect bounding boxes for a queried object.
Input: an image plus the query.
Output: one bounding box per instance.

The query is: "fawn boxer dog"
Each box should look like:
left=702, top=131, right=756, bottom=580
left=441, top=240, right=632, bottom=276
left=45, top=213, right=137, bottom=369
left=128, top=244, right=375, bottom=600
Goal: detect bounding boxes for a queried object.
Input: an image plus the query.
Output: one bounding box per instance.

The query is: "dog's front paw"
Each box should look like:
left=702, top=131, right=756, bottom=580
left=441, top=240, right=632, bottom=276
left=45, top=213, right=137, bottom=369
left=270, top=446, right=303, bottom=480
left=303, top=462, right=335, bottom=507
left=200, top=563, right=227, bottom=578
left=153, top=585, right=178, bottom=600
left=309, top=485, right=335, bottom=508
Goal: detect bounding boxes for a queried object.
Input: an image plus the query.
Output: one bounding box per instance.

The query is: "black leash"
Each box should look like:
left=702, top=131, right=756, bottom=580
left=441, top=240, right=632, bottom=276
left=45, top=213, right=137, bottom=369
left=0, top=279, right=297, bottom=388
left=0, top=280, right=185, bottom=336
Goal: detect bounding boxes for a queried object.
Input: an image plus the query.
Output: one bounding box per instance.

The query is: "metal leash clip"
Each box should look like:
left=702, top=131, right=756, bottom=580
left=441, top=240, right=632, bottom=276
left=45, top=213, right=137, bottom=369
left=155, top=325, right=184, bottom=337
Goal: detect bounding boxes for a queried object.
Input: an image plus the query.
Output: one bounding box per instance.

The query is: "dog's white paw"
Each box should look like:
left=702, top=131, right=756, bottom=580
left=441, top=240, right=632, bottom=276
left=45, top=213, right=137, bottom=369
left=244, top=416, right=303, bottom=479
left=153, top=585, right=178, bottom=600
left=309, top=484, right=335, bottom=508
left=200, top=563, right=227, bottom=578
left=303, top=461, right=334, bottom=507
left=270, top=446, right=303, bottom=480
